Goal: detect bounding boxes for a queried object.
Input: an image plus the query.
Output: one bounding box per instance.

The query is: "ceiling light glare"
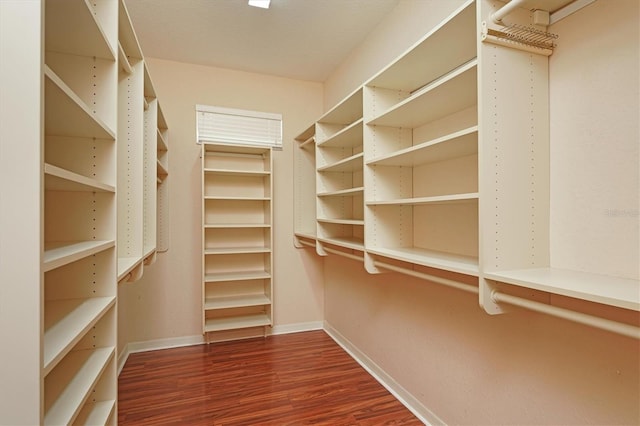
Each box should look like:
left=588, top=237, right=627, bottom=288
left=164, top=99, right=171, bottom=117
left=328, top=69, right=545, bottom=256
left=248, top=0, right=270, bottom=9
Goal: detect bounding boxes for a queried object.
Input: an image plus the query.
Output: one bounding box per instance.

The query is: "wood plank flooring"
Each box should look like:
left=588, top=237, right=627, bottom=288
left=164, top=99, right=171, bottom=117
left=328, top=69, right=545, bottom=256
left=118, top=330, right=423, bottom=425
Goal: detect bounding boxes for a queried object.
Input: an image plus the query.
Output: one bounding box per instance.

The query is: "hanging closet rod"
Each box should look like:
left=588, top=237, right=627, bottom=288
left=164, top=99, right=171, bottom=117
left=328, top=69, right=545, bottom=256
left=491, top=0, right=527, bottom=24
left=324, top=246, right=364, bottom=262
left=372, top=260, right=478, bottom=294
left=492, top=291, right=640, bottom=339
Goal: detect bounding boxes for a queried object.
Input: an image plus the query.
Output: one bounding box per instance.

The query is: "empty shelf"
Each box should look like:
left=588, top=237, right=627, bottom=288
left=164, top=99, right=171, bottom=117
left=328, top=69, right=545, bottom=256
left=73, top=400, right=115, bottom=426
left=204, top=313, right=271, bottom=333
left=44, top=66, right=115, bottom=140
left=117, top=256, right=143, bottom=281
left=204, top=168, right=270, bottom=176
left=317, top=152, right=364, bottom=173
left=44, top=297, right=115, bottom=375
left=204, top=294, right=271, bottom=311
left=44, top=164, right=115, bottom=193
left=44, top=347, right=114, bottom=426
left=367, top=246, right=479, bottom=276
left=484, top=268, right=640, bottom=311
left=204, top=270, right=271, bottom=283
left=204, top=223, right=270, bottom=229
left=317, top=119, right=363, bottom=148
left=318, top=187, right=364, bottom=197
left=44, top=240, right=115, bottom=272
left=204, top=247, right=271, bottom=255
left=318, top=218, right=364, bottom=225
left=366, top=193, right=479, bottom=206
left=318, top=236, right=365, bottom=251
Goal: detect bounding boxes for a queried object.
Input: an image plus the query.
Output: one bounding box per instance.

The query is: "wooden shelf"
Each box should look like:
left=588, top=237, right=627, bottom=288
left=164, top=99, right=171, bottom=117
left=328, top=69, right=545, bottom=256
left=204, top=294, right=271, bottom=311
left=204, top=223, right=270, bottom=229
left=295, top=232, right=317, bottom=241
left=366, top=0, right=476, bottom=92
left=484, top=268, right=640, bottom=311
left=204, top=314, right=271, bottom=333
left=318, top=87, right=363, bottom=125
left=366, top=193, right=479, bottom=206
left=317, top=152, right=364, bottom=173
left=43, top=240, right=115, bottom=273
left=318, top=218, right=364, bottom=225
left=294, top=124, right=315, bottom=143
left=44, top=347, right=114, bottom=426
left=43, top=297, right=115, bottom=375
left=157, top=128, right=168, bottom=151
left=318, top=236, right=364, bottom=251
left=45, top=0, right=116, bottom=60
left=366, top=126, right=478, bottom=166
left=157, top=160, right=168, bottom=178
left=44, top=164, right=115, bottom=193
left=368, top=247, right=479, bottom=276
left=205, top=196, right=270, bottom=201
left=204, top=247, right=271, bottom=255
left=317, top=119, right=363, bottom=148
left=299, top=136, right=315, bottom=149
left=117, top=42, right=133, bottom=75
left=117, top=256, right=143, bottom=281
left=73, top=400, right=116, bottom=426
left=368, top=60, right=477, bottom=129
left=118, top=0, right=143, bottom=60
left=204, top=270, right=271, bottom=283
left=204, top=168, right=270, bottom=177
left=44, top=66, right=116, bottom=140
left=318, top=187, right=364, bottom=197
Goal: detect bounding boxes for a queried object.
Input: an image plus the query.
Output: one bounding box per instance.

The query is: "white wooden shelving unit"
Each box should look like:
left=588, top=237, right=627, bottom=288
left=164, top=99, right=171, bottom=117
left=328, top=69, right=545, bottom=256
left=315, top=88, right=365, bottom=256
left=116, top=0, right=170, bottom=283
left=0, top=0, right=171, bottom=422
left=202, top=143, right=274, bottom=341
left=293, top=124, right=317, bottom=248
left=43, top=0, right=118, bottom=424
left=292, top=0, right=639, bottom=336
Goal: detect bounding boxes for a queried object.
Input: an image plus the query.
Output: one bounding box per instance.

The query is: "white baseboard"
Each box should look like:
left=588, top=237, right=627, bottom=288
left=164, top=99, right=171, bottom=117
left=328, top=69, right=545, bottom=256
left=117, top=321, right=323, bottom=375
left=270, top=320, right=324, bottom=335
left=323, top=321, right=445, bottom=426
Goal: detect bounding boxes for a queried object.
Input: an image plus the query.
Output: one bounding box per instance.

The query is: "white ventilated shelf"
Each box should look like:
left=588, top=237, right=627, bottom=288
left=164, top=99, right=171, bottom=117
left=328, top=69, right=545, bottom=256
left=366, top=193, right=479, bottom=206
left=204, top=247, right=271, bottom=255
left=44, top=240, right=115, bottom=273
left=204, top=223, right=270, bottom=229
left=204, top=270, right=271, bottom=283
left=318, top=218, right=364, bottom=226
left=204, top=314, right=271, bottom=333
left=368, top=246, right=479, bottom=276
left=73, top=400, right=115, bottom=426
left=317, top=152, right=364, bottom=173
left=318, top=236, right=364, bottom=251
left=45, top=0, right=116, bottom=60
left=484, top=268, right=640, bottom=311
left=44, top=347, right=114, bottom=426
left=44, top=66, right=116, bottom=140
left=204, top=168, right=270, bottom=177
left=318, top=119, right=363, bottom=148
left=204, top=294, right=271, bottom=311
left=117, top=256, right=143, bottom=281
left=43, top=297, right=115, bottom=376
left=366, top=126, right=478, bottom=166
left=318, top=187, right=364, bottom=197
left=367, top=0, right=476, bottom=92
left=44, top=164, right=115, bottom=193
left=367, top=60, right=477, bottom=129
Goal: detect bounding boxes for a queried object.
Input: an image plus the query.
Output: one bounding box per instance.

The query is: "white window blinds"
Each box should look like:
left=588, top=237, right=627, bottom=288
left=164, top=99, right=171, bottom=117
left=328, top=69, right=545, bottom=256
left=196, top=104, right=282, bottom=149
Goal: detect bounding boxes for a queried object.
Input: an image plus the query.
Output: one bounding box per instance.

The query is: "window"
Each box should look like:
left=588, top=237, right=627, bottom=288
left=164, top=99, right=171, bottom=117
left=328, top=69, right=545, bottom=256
left=196, top=105, right=283, bottom=150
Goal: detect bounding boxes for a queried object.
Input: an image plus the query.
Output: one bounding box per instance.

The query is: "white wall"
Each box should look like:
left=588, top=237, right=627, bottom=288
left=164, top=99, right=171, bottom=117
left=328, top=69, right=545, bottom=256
left=118, top=58, right=325, bottom=350
left=322, top=0, right=640, bottom=424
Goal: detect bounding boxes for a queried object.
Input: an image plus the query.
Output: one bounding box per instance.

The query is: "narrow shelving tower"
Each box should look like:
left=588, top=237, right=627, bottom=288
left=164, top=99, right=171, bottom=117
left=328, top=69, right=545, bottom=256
left=43, top=0, right=119, bottom=424
left=202, top=143, right=274, bottom=342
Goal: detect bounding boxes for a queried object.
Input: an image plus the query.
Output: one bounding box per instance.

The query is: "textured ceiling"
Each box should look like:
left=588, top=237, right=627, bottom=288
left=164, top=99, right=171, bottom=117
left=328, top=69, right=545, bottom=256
left=124, top=0, right=399, bottom=82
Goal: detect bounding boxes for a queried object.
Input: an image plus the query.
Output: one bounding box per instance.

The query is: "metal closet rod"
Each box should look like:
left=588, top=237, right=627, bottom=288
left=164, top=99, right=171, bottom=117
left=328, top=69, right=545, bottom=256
left=492, top=291, right=640, bottom=339
left=491, top=0, right=528, bottom=24
left=372, top=260, right=479, bottom=294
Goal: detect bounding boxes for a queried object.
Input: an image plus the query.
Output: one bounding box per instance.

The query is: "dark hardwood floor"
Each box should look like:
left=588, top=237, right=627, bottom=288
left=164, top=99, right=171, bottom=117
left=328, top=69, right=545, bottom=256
left=118, top=330, right=423, bottom=425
